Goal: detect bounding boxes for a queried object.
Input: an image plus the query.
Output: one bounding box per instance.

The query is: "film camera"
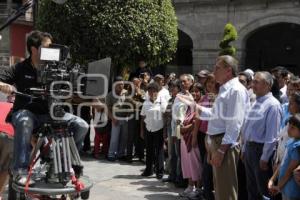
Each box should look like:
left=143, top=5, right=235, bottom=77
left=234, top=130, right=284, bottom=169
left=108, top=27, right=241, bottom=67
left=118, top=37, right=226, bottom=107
left=10, top=45, right=111, bottom=200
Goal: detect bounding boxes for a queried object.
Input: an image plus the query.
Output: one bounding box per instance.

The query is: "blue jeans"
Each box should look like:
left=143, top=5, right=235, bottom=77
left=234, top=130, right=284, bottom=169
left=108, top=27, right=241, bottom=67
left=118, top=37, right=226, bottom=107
left=108, top=120, right=128, bottom=158
left=11, top=109, right=89, bottom=172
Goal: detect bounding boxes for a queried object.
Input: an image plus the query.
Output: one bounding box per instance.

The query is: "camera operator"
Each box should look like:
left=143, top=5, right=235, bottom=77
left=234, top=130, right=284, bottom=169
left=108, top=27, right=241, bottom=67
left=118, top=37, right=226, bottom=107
left=0, top=30, right=89, bottom=186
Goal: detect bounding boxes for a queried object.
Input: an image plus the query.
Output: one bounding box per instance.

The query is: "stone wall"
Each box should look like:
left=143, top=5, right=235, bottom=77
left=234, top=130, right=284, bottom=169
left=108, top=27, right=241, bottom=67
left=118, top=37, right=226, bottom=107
left=173, top=0, right=300, bottom=73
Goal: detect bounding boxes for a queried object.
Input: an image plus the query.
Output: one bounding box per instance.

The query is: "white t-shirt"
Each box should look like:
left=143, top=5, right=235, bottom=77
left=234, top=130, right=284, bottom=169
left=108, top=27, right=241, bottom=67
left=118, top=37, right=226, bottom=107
left=145, top=87, right=171, bottom=103
left=159, top=87, right=171, bottom=102
left=141, top=97, right=168, bottom=132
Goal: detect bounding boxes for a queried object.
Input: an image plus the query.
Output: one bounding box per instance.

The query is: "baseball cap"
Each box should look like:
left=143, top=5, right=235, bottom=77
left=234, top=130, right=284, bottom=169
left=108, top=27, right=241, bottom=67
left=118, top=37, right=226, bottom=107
left=196, top=69, right=210, bottom=78
left=154, top=74, right=164, bottom=80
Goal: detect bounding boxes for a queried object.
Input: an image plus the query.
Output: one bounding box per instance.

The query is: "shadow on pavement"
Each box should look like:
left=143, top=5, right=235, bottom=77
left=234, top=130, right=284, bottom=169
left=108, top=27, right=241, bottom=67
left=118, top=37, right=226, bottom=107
left=144, top=193, right=180, bottom=200
left=113, top=174, right=145, bottom=179
left=131, top=180, right=181, bottom=193
left=137, top=185, right=179, bottom=193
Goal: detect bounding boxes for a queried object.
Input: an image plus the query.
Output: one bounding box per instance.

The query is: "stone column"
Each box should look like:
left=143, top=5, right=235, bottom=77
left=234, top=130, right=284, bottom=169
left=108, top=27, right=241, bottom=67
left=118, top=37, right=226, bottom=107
left=192, top=49, right=219, bottom=74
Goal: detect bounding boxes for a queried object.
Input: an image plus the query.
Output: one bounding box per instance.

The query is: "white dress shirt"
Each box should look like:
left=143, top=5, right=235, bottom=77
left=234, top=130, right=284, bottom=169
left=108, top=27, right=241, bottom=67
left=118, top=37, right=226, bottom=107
left=141, top=96, right=168, bottom=132
left=200, top=77, right=250, bottom=145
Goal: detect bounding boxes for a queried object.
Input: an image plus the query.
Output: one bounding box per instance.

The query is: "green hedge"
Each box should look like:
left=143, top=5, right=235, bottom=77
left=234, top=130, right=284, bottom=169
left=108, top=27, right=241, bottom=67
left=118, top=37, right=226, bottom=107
left=37, top=0, right=178, bottom=68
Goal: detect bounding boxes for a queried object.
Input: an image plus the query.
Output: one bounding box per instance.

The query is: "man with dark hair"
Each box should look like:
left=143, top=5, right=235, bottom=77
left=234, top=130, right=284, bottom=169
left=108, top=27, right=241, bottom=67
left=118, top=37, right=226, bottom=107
left=140, top=82, right=168, bottom=179
left=129, top=58, right=153, bottom=81
left=238, top=71, right=252, bottom=89
left=0, top=30, right=89, bottom=186
left=271, top=66, right=290, bottom=103
left=26, top=31, right=53, bottom=55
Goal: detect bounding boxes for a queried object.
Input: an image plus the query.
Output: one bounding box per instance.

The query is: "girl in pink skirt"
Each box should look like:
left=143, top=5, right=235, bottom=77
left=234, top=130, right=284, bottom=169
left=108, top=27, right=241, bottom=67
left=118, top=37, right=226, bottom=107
left=179, top=84, right=203, bottom=199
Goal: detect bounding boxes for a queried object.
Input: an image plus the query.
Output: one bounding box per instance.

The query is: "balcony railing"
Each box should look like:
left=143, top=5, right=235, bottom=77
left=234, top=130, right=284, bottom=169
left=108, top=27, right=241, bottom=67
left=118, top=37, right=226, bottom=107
left=0, top=3, right=8, bottom=18
left=0, top=3, right=33, bottom=22
left=0, top=53, right=11, bottom=67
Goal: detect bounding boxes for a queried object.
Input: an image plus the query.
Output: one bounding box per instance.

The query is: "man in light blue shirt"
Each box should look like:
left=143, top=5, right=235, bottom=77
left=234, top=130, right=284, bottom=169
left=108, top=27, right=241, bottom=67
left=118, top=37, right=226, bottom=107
left=242, top=71, right=282, bottom=200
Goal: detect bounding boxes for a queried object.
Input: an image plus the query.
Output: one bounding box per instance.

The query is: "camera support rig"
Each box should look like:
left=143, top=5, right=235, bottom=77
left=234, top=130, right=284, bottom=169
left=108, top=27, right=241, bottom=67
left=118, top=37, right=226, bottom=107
left=10, top=90, right=92, bottom=200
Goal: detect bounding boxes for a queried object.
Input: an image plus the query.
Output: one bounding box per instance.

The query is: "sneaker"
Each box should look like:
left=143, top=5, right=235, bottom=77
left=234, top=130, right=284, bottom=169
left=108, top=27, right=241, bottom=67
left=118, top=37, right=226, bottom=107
left=14, top=174, right=35, bottom=186
left=187, top=189, right=200, bottom=200
left=179, top=186, right=193, bottom=197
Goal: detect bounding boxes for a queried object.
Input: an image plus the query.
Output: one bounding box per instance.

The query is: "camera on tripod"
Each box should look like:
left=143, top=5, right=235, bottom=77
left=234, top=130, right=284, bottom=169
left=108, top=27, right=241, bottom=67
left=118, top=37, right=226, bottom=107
left=10, top=44, right=109, bottom=199
left=38, top=43, right=111, bottom=99
left=37, top=44, right=83, bottom=95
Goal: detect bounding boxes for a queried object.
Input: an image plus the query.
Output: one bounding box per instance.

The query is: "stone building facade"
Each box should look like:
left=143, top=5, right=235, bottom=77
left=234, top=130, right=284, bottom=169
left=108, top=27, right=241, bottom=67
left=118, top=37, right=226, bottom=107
left=172, top=0, right=300, bottom=74
left=0, top=0, right=33, bottom=67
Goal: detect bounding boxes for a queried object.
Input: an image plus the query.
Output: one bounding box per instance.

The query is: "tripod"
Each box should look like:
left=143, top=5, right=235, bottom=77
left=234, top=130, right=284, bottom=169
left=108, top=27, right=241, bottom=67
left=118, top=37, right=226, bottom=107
left=9, top=92, right=92, bottom=200
left=29, top=119, right=82, bottom=184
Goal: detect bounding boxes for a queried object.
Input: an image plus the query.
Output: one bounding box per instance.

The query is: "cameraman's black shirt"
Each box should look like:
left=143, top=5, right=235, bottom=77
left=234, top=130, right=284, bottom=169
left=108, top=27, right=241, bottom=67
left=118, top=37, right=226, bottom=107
left=0, top=58, right=48, bottom=114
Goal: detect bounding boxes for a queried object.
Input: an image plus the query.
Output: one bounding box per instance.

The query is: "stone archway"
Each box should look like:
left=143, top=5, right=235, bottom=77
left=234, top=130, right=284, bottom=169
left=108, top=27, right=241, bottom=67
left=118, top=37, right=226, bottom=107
left=244, top=23, right=300, bottom=74
left=166, top=28, right=194, bottom=75
left=237, top=14, right=300, bottom=72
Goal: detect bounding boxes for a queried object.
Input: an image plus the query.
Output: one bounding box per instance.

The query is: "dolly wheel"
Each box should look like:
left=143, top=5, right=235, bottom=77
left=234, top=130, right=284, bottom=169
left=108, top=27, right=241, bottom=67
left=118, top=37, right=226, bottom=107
left=81, top=190, right=90, bottom=199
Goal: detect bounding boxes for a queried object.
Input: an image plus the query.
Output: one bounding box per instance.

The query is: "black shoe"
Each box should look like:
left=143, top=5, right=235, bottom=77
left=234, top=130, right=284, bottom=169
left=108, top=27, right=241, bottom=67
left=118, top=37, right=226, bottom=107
left=141, top=171, right=153, bottom=177
left=117, top=156, right=127, bottom=161
left=162, top=177, right=173, bottom=183
left=107, top=157, right=117, bottom=162
left=125, top=156, right=133, bottom=163
left=156, top=173, right=163, bottom=179
left=174, top=181, right=187, bottom=188
left=138, top=158, right=145, bottom=164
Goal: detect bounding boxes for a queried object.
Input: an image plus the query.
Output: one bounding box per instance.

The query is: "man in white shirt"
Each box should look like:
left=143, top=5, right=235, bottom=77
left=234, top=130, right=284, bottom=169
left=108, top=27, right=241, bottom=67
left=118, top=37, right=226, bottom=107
left=179, top=55, right=249, bottom=200
left=202, top=56, right=249, bottom=200
left=154, top=74, right=171, bottom=102
left=140, top=82, right=168, bottom=179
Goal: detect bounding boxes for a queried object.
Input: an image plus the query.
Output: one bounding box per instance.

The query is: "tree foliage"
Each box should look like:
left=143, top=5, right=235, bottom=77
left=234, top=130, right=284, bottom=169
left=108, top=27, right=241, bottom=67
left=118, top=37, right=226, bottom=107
left=219, top=23, right=238, bottom=56
left=37, top=0, right=178, bottom=68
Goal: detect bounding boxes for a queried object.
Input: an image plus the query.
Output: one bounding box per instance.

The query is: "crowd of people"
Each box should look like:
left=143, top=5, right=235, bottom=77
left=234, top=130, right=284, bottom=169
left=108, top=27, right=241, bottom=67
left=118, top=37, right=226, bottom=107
left=1, top=30, right=300, bottom=200
left=84, top=55, right=300, bottom=200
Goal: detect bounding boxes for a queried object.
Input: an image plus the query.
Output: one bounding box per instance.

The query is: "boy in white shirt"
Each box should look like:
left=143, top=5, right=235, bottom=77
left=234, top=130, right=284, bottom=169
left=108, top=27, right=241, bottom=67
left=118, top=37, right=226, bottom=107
left=140, top=82, right=168, bottom=179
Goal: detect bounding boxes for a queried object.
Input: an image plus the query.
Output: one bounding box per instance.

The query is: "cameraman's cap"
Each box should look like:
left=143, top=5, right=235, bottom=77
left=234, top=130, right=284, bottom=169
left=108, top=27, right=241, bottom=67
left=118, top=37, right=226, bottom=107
left=196, top=69, right=210, bottom=78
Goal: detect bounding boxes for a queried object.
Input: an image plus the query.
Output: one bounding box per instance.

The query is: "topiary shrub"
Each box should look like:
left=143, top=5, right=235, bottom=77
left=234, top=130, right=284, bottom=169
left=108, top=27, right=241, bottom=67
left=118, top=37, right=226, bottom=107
left=219, top=23, right=238, bottom=56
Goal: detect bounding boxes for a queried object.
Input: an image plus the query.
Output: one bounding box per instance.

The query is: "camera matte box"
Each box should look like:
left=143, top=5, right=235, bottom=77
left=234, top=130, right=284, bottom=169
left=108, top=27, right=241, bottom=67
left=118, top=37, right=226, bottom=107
left=85, top=58, right=111, bottom=97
